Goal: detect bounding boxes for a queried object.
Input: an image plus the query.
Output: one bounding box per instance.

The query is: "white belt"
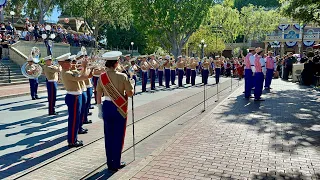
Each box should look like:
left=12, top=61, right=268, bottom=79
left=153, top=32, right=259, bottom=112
left=165, top=68, right=170, bottom=70
left=82, top=88, right=87, bottom=92
left=93, top=75, right=100, bottom=77
left=86, top=85, right=93, bottom=88
left=67, top=91, right=82, bottom=95
left=158, top=69, right=164, bottom=71
left=191, top=69, right=196, bottom=70
left=104, top=96, right=112, bottom=101
left=150, top=68, right=154, bottom=70
left=187, top=68, right=191, bottom=69
left=178, top=68, right=184, bottom=70
left=203, top=68, right=208, bottom=70
left=142, top=70, right=147, bottom=72
left=47, top=80, right=56, bottom=82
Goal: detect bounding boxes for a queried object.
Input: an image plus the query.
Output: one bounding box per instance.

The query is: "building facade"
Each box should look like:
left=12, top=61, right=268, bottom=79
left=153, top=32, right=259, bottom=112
left=264, top=22, right=320, bottom=57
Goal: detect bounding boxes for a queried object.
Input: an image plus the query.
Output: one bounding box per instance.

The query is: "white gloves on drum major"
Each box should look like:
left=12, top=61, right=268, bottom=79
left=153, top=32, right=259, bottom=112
left=97, top=104, right=103, bottom=119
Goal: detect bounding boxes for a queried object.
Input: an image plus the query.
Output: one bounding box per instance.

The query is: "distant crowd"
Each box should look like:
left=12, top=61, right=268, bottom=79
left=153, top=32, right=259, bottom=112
left=0, top=21, right=96, bottom=47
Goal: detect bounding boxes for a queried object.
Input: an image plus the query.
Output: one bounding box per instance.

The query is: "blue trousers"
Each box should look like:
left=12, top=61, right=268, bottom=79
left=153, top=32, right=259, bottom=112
left=244, top=69, right=253, bottom=98
left=254, top=72, right=264, bottom=100
left=165, top=69, right=170, bottom=88
left=202, top=69, right=209, bottom=85
left=79, top=91, right=88, bottom=131
left=191, top=70, right=196, bottom=86
left=150, top=69, right=156, bottom=90
left=265, top=69, right=273, bottom=88
left=186, top=69, right=191, bottom=84
left=29, top=78, right=39, bottom=98
left=103, top=100, right=127, bottom=170
left=178, top=69, right=184, bottom=87
left=86, top=87, right=93, bottom=114
left=142, top=71, right=148, bottom=92
left=158, top=70, right=164, bottom=86
left=65, top=94, right=82, bottom=144
left=92, top=76, right=99, bottom=103
left=171, top=70, right=176, bottom=85
left=46, top=81, right=57, bottom=114
left=215, top=68, right=221, bottom=84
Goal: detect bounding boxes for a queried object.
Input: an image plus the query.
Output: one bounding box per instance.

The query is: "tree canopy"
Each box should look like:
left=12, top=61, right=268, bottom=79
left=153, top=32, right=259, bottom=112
left=234, top=0, right=280, bottom=10
left=131, top=0, right=214, bottom=58
left=280, top=0, right=320, bottom=24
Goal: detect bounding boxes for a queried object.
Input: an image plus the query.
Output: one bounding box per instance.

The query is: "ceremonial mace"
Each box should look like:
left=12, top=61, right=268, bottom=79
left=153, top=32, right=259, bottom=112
left=130, top=42, right=136, bottom=161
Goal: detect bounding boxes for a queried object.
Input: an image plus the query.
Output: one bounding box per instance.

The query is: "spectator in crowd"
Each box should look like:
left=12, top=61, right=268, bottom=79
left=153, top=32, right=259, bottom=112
left=301, top=52, right=315, bottom=86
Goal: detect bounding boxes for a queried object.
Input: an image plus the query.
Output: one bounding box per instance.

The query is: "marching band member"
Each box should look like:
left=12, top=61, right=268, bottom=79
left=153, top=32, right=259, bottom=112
left=170, top=57, right=176, bottom=85
left=84, top=55, right=94, bottom=121
left=214, top=56, right=223, bottom=84
left=140, top=56, right=149, bottom=92
left=122, top=54, right=131, bottom=76
left=185, top=57, right=191, bottom=84
left=26, top=56, right=40, bottom=100
left=264, top=51, right=276, bottom=90
left=42, top=55, right=61, bottom=115
left=176, top=55, right=185, bottom=87
left=92, top=68, right=103, bottom=104
left=158, top=57, right=164, bottom=86
left=209, top=57, right=214, bottom=76
left=190, top=57, right=198, bottom=86
left=244, top=47, right=256, bottom=99
left=164, top=55, right=171, bottom=88
left=58, top=53, right=91, bottom=147
left=96, top=51, right=134, bottom=172
left=148, top=54, right=159, bottom=90
left=254, top=48, right=266, bottom=101
left=202, top=57, right=210, bottom=85
left=129, top=57, right=138, bottom=92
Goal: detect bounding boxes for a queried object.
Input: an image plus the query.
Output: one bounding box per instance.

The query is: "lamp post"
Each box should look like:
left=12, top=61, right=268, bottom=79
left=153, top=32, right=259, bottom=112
left=9, top=11, right=15, bottom=35
left=131, top=42, right=134, bottom=57
left=212, top=26, right=222, bottom=57
left=92, top=26, right=96, bottom=48
left=199, top=39, right=206, bottom=59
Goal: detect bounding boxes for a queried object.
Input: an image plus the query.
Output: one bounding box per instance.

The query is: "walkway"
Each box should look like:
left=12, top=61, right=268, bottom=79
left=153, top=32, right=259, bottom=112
left=116, top=79, right=320, bottom=180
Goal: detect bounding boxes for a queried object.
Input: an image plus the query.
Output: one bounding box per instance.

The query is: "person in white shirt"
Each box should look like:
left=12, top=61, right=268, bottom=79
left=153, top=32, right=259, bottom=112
left=253, top=48, right=266, bottom=101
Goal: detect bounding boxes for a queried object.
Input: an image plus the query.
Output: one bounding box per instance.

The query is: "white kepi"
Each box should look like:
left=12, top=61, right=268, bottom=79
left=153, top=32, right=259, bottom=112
left=101, top=51, right=122, bottom=61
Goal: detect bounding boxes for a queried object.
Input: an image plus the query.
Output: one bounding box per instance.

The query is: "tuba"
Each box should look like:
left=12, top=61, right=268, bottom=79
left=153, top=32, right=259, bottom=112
left=21, top=48, right=43, bottom=78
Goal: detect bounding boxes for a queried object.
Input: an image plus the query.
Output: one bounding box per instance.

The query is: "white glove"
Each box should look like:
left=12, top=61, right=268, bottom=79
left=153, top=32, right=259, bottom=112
left=129, top=78, right=135, bottom=88
left=97, top=104, right=103, bottom=119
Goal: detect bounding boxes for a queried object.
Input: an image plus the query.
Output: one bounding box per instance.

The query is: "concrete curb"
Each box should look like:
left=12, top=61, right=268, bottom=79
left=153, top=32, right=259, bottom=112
left=111, top=84, right=243, bottom=180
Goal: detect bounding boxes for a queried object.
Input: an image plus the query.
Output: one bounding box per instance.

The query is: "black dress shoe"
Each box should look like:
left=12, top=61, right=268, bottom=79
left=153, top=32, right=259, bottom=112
left=49, top=112, right=59, bottom=116
left=68, top=140, right=83, bottom=148
left=35, top=96, right=41, bottom=99
left=32, top=97, right=36, bottom=100
left=254, top=99, right=265, bottom=101
left=89, top=107, right=94, bottom=109
left=88, top=112, right=92, bottom=116
left=83, top=120, right=92, bottom=124
left=108, top=162, right=126, bottom=172
left=78, top=128, right=88, bottom=134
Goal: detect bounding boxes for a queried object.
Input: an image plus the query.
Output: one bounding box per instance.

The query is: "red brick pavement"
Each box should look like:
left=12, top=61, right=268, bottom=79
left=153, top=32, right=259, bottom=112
left=120, top=79, right=320, bottom=180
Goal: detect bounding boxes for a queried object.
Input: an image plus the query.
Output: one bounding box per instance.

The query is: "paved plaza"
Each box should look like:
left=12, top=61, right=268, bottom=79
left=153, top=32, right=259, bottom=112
left=0, top=77, right=320, bottom=180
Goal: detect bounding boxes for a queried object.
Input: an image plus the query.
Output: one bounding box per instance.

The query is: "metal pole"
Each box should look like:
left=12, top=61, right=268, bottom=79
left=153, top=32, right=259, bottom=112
left=11, top=15, right=14, bottom=35
left=202, top=84, right=206, bottom=112
left=131, top=45, right=133, bottom=57
left=8, top=67, right=11, bottom=83
left=131, top=96, right=135, bottom=160
left=231, top=71, right=232, bottom=91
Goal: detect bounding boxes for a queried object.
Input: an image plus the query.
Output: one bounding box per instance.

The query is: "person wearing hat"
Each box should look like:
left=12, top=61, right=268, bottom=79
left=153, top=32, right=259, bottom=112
left=26, top=56, right=40, bottom=100
left=214, top=56, right=223, bottom=84
left=164, top=55, right=171, bottom=88
left=176, top=55, right=185, bottom=87
left=201, top=57, right=210, bottom=85
left=96, top=51, right=134, bottom=172
left=73, top=54, right=90, bottom=134
left=84, top=55, right=94, bottom=122
left=148, top=54, right=159, bottom=90
left=140, top=55, right=150, bottom=92
left=253, top=48, right=266, bottom=101
left=264, top=51, right=276, bottom=89
left=190, top=57, right=198, bottom=86
left=243, top=47, right=256, bottom=99
left=58, top=53, right=92, bottom=147
left=157, top=57, right=165, bottom=86
left=42, top=55, right=62, bottom=115
left=128, top=58, right=138, bottom=92
left=170, top=57, right=177, bottom=85
left=185, top=57, right=191, bottom=84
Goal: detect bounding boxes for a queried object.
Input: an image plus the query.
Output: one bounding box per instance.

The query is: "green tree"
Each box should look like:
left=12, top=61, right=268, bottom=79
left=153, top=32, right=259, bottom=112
left=131, top=0, right=214, bottom=58
left=280, top=0, right=320, bottom=24
left=62, top=0, right=132, bottom=41
left=234, top=0, right=280, bottom=10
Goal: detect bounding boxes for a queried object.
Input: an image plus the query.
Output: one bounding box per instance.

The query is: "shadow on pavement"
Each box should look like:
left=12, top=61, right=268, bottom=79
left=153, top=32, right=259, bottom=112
left=85, top=169, right=115, bottom=180
left=251, top=171, right=320, bottom=180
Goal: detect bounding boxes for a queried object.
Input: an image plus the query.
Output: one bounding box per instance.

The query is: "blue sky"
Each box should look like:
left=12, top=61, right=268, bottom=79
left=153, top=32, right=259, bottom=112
left=46, top=6, right=61, bottom=23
